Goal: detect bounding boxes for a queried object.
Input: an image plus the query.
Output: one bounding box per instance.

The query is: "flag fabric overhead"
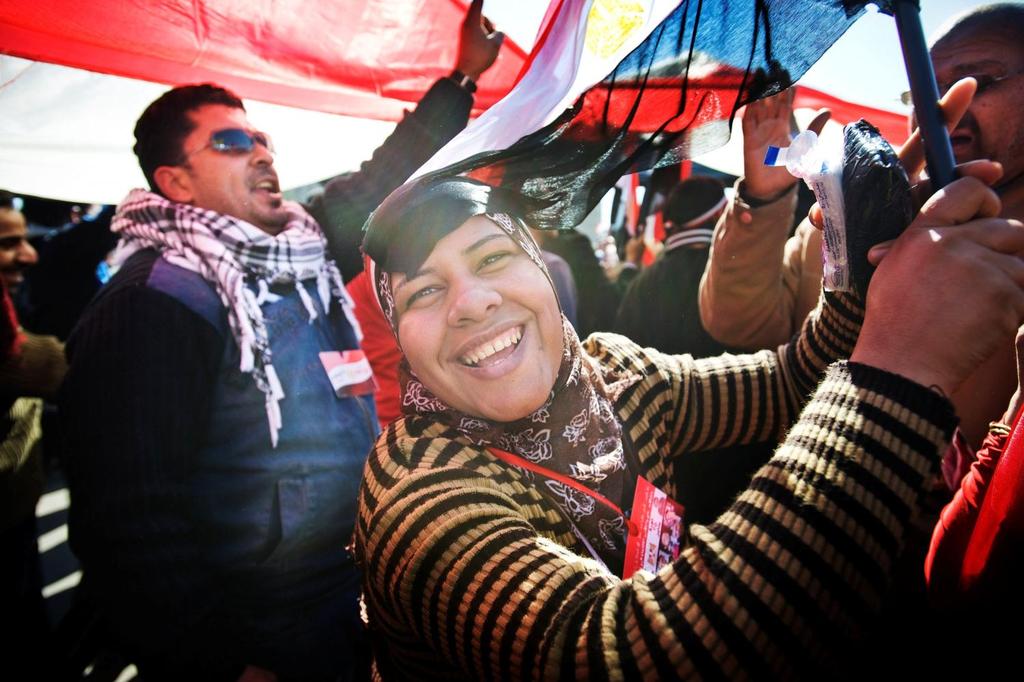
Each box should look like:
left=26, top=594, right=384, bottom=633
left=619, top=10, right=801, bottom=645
left=0, top=0, right=906, bottom=206
left=415, top=0, right=684, bottom=178
left=0, top=58, right=906, bottom=205
left=414, top=0, right=889, bottom=231
left=793, top=85, right=908, bottom=147
left=0, top=0, right=527, bottom=120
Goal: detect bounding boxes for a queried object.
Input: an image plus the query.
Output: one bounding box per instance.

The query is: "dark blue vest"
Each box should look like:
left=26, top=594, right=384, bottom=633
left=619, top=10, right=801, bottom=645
left=147, top=258, right=377, bottom=617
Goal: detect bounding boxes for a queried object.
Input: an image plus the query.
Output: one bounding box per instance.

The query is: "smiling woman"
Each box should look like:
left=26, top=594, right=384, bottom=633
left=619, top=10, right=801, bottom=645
left=391, top=215, right=563, bottom=421
left=351, top=175, right=1004, bottom=680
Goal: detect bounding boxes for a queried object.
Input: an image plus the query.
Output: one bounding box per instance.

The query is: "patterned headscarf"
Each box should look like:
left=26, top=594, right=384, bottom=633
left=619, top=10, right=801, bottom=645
left=363, top=177, right=640, bottom=572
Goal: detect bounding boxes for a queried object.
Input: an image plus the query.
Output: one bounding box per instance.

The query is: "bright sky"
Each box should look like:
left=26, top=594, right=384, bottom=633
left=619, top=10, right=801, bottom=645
left=488, top=0, right=993, bottom=113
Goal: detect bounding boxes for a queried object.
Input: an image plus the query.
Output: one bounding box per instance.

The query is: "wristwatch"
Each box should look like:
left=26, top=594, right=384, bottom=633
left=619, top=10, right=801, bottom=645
left=736, top=179, right=792, bottom=208
left=449, top=69, right=478, bottom=94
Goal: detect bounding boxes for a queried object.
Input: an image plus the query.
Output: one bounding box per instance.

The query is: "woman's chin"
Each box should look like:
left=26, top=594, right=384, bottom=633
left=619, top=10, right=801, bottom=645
left=482, top=398, right=547, bottom=423
left=456, top=375, right=554, bottom=423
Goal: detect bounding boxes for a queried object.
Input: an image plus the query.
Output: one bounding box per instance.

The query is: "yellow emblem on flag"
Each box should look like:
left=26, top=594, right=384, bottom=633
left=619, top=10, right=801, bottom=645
left=584, top=0, right=647, bottom=58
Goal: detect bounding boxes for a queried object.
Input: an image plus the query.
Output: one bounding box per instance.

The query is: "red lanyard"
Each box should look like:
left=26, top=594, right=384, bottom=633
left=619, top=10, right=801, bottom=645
left=487, top=447, right=627, bottom=519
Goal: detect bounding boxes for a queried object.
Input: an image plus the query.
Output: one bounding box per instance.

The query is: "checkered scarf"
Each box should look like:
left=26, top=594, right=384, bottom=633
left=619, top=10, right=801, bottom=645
left=111, top=188, right=358, bottom=447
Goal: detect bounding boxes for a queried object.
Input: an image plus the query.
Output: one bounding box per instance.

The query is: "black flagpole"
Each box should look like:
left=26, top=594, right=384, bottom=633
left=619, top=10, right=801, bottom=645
left=891, top=0, right=956, bottom=190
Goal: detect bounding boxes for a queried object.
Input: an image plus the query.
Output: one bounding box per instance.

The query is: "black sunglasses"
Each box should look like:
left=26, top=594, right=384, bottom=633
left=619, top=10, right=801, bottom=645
left=183, top=128, right=275, bottom=161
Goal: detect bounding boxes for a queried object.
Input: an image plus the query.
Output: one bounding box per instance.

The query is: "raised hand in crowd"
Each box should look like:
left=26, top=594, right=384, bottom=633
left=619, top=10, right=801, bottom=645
left=899, top=76, right=974, bottom=187
left=695, top=87, right=829, bottom=352
left=740, top=87, right=831, bottom=202
left=623, top=232, right=645, bottom=267
left=456, top=0, right=504, bottom=80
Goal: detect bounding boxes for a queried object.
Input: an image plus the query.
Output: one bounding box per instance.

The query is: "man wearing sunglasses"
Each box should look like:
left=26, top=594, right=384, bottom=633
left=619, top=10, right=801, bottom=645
left=59, top=2, right=502, bottom=680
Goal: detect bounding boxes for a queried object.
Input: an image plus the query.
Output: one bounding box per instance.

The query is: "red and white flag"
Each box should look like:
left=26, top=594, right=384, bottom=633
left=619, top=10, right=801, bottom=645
left=408, top=0, right=885, bottom=231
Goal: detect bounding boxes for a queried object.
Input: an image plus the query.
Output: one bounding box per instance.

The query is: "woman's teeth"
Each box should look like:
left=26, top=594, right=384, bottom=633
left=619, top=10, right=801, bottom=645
left=461, top=328, right=522, bottom=366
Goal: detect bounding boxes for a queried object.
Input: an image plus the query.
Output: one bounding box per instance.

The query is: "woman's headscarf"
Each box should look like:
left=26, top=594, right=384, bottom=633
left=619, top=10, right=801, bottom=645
left=363, top=176, right=641, bottom=572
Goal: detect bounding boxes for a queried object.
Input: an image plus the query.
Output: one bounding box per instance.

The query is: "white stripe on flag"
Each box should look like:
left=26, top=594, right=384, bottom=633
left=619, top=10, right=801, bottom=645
left=415, top=0, right=680, bottom=179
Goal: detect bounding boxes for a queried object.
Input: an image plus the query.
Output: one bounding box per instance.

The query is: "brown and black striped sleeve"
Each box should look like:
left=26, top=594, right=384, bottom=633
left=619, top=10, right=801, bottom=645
left=586, top=290, right=863, bottom=490
left=355, top=357, right=955, bottom=680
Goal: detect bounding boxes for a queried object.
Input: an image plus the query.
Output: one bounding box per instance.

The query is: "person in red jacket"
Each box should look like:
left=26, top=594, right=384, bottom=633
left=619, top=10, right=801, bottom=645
left=926, top=327, right=1024, bottom=610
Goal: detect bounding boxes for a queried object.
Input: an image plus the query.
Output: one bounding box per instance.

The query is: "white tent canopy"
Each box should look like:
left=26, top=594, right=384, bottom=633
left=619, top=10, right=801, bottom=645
left=0, top=57, right=398, bottom=205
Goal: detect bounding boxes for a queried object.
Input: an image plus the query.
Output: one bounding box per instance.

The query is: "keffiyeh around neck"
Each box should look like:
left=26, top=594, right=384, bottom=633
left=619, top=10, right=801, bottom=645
left=369, top=208, right=641, bottom=571
left=111, top=188, right=359, bottom=447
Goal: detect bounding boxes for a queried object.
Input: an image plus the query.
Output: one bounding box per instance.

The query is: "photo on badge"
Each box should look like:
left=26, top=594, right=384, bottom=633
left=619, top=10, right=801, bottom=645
left=622, top=476, right=686, bottom=578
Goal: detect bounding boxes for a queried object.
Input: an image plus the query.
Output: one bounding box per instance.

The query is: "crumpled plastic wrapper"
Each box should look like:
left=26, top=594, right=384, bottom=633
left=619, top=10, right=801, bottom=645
left=841, top=120, right=914, bottom=299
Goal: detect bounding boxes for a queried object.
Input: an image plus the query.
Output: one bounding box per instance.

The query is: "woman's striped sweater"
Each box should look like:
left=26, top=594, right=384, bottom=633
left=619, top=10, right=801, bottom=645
left=353, top=293, right=957, bottom=680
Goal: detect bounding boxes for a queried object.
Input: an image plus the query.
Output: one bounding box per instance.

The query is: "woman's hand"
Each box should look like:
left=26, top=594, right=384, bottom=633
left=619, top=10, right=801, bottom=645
left=851, top=173, right=1024, bottom=396
left=742, top=87, right=831, bottom=202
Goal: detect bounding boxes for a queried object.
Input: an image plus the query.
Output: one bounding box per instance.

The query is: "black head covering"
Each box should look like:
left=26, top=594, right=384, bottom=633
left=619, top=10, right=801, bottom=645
left=362, top=176, right=540, bottom=278
left=663, top=176, right=726, bottom=231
